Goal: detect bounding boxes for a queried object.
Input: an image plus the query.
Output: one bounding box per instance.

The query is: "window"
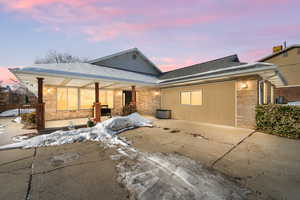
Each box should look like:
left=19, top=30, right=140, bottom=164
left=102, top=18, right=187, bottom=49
left=180, top=90, right=202, bottom=105
left=57, top=88, right=78, bottom=110
left=80, top=89, right=95, bottom=109
left=100, top=90, right=114, bottom=108
left=181, top=92, right=190, bottom=105
left=79, top=89, right=114, bottom=109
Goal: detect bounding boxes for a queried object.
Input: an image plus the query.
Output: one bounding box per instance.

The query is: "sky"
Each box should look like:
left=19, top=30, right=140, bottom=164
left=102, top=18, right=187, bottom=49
left=0, top=0, right=299, bottom=83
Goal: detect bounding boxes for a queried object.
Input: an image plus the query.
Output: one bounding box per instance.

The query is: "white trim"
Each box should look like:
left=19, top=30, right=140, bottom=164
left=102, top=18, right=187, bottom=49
left=160, top=66, right=285, bottom=87
left=277, top=85, right=300, bottom=88
left=159, top=62, right=274, bottom=83
left=234, top=81, right=237, bottom=127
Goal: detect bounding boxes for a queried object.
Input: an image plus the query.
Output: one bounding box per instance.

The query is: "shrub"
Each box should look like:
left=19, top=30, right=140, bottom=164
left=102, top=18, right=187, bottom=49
left=87, top=118, right=95, bottom=127
left=256, top=105, right=300, bottom=139
left=21, top=112, right=36, bottom=124
left=122, top=104, right=137, bottom=116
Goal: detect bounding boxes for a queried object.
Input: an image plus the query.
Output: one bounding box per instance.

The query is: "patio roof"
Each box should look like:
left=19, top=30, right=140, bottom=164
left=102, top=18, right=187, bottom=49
left=9, top=61, right=287, bottom=95
left=9, top=63, right=159, bottom=94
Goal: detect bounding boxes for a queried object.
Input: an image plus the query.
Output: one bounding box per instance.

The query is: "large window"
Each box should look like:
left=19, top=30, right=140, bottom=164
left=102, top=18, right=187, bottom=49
left=102, top=90, right=114, bottom=108
left=180, top=90, right=202, bottom=105
left=79, top=89, right=114, bottom=109
left=80, top=89, right=95, bottom=109
left=57, top=88, right=78, bottom=110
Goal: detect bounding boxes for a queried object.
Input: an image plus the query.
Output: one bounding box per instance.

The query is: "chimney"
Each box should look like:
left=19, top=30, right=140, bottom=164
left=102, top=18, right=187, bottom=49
left=283, top=41, right=287, bottom=49
left=273, top=45, right=283, bottom=53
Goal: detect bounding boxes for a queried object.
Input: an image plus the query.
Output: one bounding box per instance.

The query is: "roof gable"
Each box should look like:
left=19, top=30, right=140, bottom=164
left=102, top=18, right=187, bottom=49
left=89, top=48, right=162, bottom=76
left=159, top=54, right=245, bottom=80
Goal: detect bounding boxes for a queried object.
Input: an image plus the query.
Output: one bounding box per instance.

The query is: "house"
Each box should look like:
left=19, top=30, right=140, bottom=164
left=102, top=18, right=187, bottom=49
left=0, top=84, right=36, bottom=112
left=9, top=48, right=286, bottom=131
left=258, top=44, right=300, bottom=103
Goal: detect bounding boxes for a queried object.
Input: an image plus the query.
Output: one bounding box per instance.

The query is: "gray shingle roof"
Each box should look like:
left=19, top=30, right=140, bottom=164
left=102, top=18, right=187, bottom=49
left=159, top=55, right=246, bottom=80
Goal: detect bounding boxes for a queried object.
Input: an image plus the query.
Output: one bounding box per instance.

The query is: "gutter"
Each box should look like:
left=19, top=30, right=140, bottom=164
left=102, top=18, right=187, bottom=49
left=159, top=62, right=274, bottom=83
left=10, top=68, right=158, bottom=86
left=159, top=65, right=280, bottom=86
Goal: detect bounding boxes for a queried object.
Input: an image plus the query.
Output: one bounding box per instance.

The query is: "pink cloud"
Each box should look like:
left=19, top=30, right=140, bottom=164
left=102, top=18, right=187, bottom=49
left=0, top=67, right=17, bottom=84
left=156, top=57, right=200, bottom=72
left=240, top=48, right=271, bottom=62
left=0, top=0, right=225, bottom=42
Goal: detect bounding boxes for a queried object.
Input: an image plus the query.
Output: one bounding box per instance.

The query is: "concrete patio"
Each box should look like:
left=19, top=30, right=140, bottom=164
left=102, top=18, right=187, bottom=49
left=0, top=117, right=300, bottom=200
left=121, top=119, right=300, bottom=200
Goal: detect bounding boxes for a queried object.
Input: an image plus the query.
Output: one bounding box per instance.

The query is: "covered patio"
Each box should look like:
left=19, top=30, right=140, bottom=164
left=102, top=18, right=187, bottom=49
left=9, top=63, right=159, bottom=132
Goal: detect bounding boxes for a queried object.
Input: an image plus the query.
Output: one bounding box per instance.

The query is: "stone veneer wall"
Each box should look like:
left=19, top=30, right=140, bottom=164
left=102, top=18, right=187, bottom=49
left=236, top=77, right=259, bottom=129
left=112, top=90, right=123, bottom=116
left=111, top=88, right=161, bottom=116
left=44, top=87, right=161, bottom=120
left=275, top=86, right=300, bottom=102
left=44, top=86, right=93, bottom=121
left=136, top=88, right=161, bottom=115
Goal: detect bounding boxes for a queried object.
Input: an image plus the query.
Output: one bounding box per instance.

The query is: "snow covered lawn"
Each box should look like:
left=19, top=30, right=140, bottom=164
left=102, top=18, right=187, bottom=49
left=0, top=108, right=35, bottom=117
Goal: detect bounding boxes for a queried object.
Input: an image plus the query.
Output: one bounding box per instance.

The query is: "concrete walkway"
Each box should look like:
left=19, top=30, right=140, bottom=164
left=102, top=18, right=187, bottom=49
left=121, top=119, right=300, bottom=200
left=0, top=142, right=128, bottom=200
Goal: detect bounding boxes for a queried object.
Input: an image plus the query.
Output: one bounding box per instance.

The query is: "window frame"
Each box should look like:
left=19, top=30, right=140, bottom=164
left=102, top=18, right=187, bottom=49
left=180, top=90, right=203, bottom=106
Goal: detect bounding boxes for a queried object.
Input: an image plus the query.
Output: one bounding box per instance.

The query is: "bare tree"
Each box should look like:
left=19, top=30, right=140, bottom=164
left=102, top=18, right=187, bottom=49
left=34, top=50, right=88, bottom=64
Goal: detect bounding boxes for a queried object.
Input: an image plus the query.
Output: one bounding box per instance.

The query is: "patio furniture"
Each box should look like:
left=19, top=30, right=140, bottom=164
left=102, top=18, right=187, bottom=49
left=156, top=109, right=171, bottom=119
left=101, top=105, right=112, bottom=117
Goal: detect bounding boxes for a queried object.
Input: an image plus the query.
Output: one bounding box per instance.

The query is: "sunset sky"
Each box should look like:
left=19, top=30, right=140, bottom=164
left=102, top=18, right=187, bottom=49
left=0, top=0, right=299, bottom=83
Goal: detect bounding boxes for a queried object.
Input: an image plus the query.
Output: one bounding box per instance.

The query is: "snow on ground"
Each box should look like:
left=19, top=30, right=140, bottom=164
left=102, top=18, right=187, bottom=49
left=0, top=113, right=251, bottom=199
left=13, top=116, right=22, bottom=123
left=117, top=151, right=250, bottom=200
left=0, top=113, right=152, bottom=150
left=288, top=101, right=300, bottom=106
left=0, top=109, right=35, bottom=117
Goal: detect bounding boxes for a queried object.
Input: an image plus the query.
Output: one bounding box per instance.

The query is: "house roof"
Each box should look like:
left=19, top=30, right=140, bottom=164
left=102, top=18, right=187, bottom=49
left=88, top=48, right=162, bottom=75
left=9, top=52, right=287, bottom=95
left=10, top=63, right=159, bottom=95
left=258, top=44, right=300, bottom=62
left=159, top=55, right=245, bottom=80
left=158, top=62, right=287, bottom=87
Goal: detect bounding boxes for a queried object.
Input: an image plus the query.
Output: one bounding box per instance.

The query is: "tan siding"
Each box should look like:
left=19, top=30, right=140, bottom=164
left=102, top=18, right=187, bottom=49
left=161, top=81, right=236, bottom=126
left=264, top=47, right=300, bottom=85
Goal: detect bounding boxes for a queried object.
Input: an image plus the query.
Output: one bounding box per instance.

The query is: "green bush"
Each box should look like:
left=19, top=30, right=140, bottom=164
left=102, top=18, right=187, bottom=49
left=256, top=105, right=300, bottom=139
left=21, top=112, right=36, bottom=124
left=87, top=118, right=95, bottom=127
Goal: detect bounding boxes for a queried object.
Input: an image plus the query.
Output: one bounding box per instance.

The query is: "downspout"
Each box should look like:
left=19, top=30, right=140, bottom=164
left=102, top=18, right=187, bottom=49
left=258, top=80, right=264, bottom=105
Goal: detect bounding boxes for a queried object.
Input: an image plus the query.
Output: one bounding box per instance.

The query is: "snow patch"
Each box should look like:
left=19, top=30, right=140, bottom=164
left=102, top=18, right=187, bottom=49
left=0, top=109, right=35, bottom=117
left=0, top=113, right=152, bottom=150
left=13, top=116, right=22, bottom=123
left=117, top=152, right=250, bottom=200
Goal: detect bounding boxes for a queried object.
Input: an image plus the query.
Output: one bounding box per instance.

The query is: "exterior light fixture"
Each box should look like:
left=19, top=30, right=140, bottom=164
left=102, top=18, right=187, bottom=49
left=154, top=91, right=160, bottom=96
left=117, top=91, right=122, bottom=95
left=47, top=88, right=52, bottom=93
left=240, top=83, right=248, bottom=89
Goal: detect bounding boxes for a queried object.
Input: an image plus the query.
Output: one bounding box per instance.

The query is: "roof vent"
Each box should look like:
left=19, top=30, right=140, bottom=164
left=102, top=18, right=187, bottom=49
left=132, top=54, right=137, bottom=60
